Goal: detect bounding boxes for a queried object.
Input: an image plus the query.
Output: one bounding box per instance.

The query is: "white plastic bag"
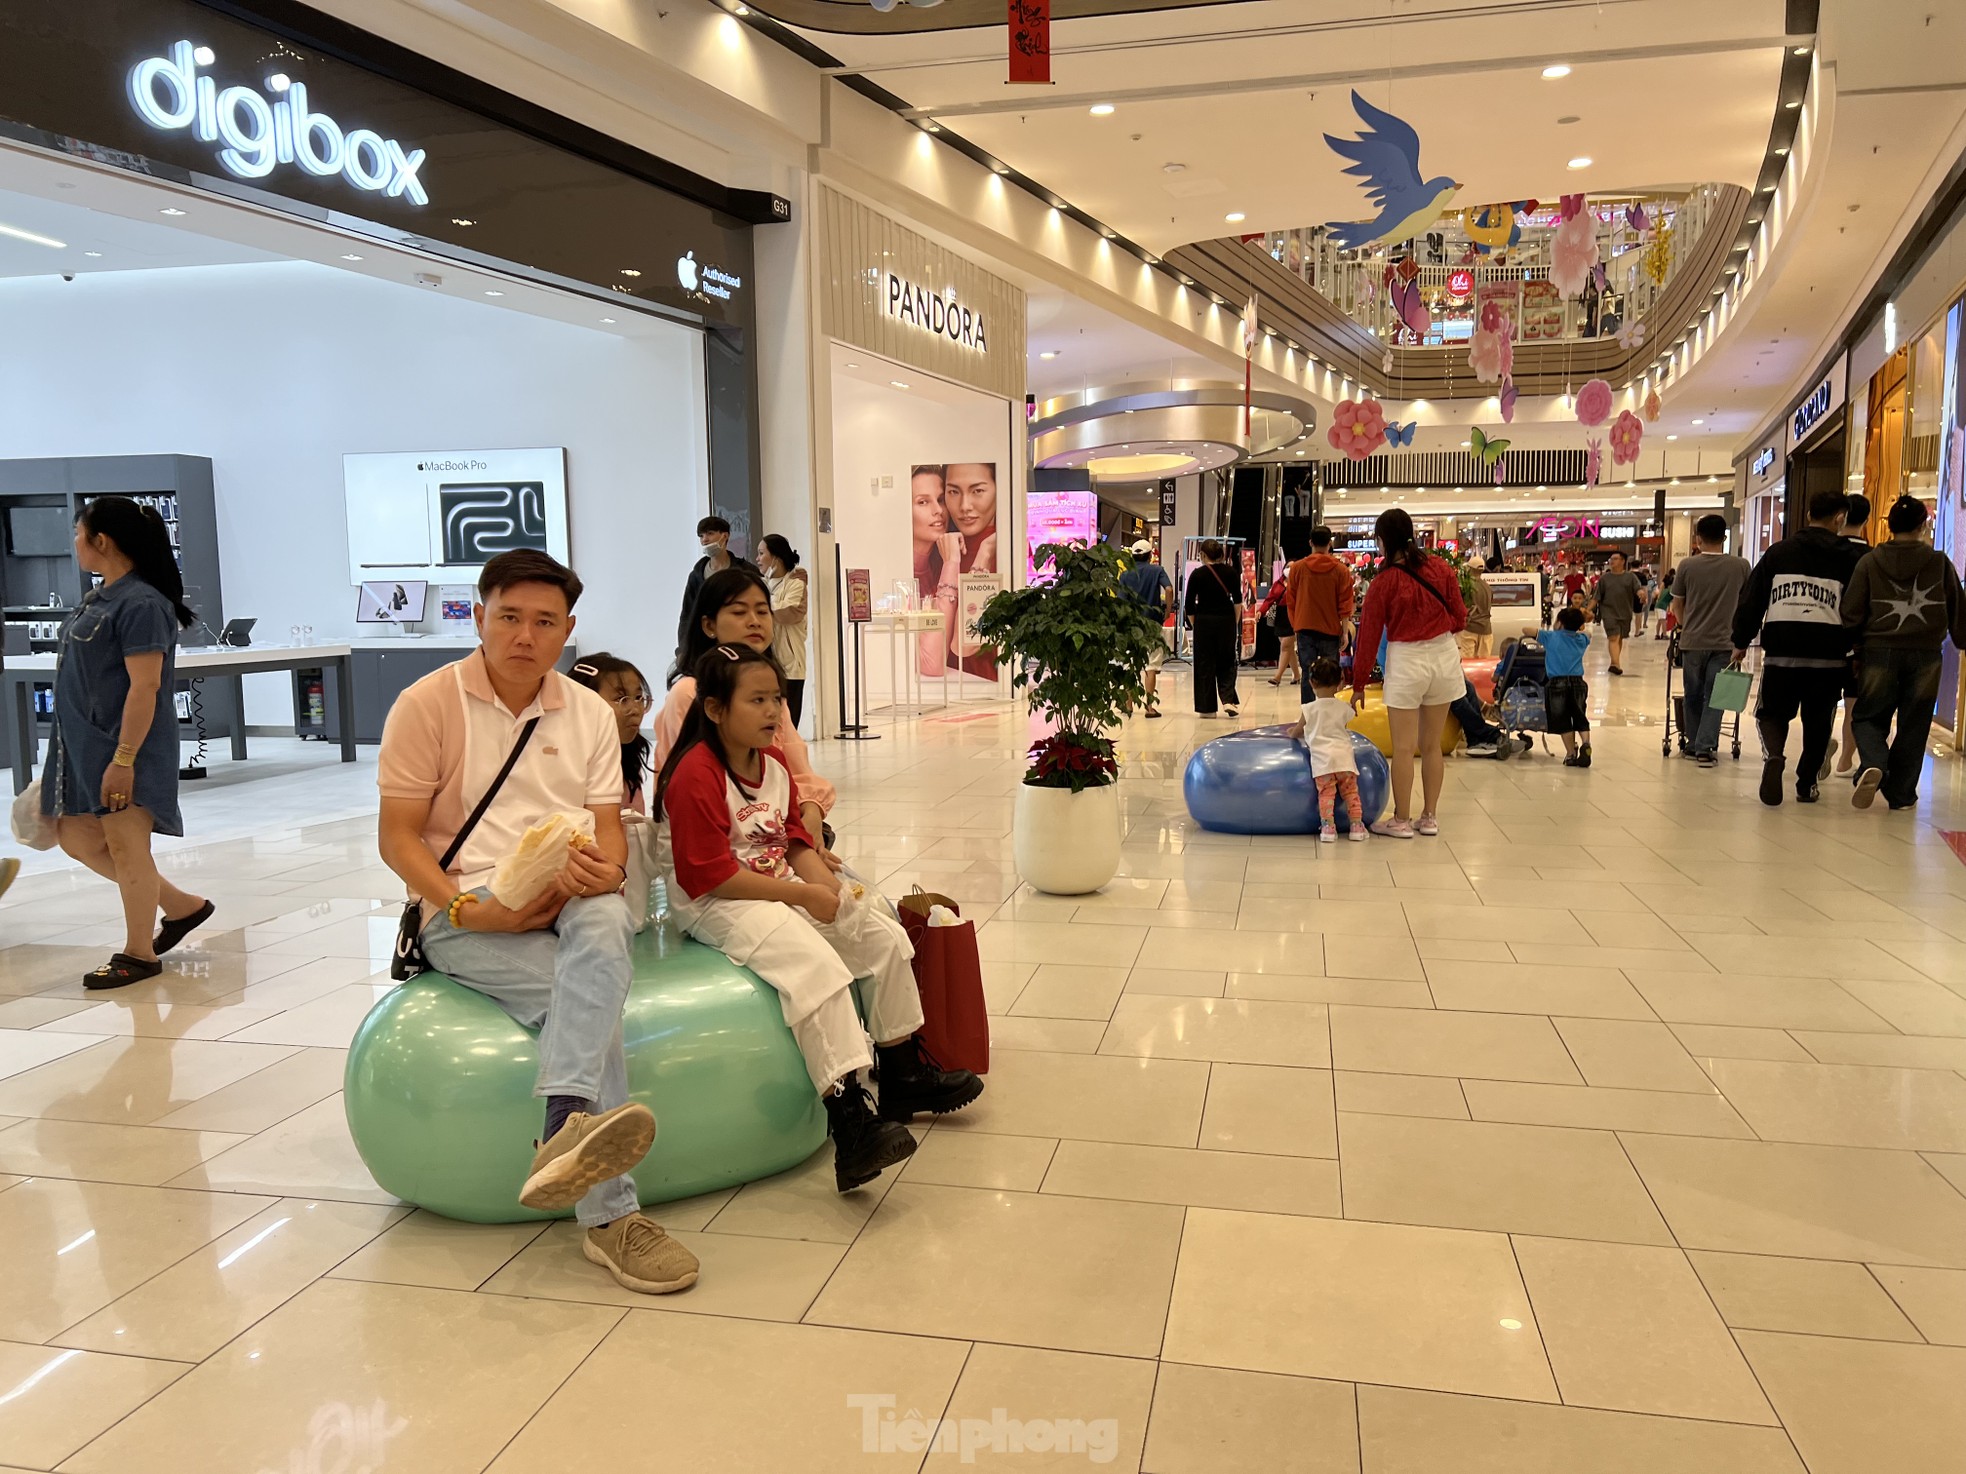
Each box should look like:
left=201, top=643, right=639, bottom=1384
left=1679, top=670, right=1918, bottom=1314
left=490, top=809, right=596, bottom=909
left=10, top=780, right=55, bottom=851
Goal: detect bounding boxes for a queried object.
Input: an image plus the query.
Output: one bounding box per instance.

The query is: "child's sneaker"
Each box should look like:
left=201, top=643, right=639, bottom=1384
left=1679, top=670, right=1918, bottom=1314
left=1319, top=829, right=1337, bottom=844
left=1347, top=827, right=1369, bottom=843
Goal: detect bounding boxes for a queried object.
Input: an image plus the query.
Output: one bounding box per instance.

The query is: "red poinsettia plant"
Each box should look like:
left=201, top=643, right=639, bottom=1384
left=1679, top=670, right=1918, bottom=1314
left=1025, top=733, right=1119, bottom=793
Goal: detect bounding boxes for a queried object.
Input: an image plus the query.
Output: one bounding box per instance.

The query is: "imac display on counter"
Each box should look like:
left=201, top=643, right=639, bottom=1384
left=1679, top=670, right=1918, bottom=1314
left=356, top=580, right=429, bottom=626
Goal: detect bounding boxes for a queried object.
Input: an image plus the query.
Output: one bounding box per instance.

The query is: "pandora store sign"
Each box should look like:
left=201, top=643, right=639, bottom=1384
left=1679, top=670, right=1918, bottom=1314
left=883, top=271, right=989, bottom=354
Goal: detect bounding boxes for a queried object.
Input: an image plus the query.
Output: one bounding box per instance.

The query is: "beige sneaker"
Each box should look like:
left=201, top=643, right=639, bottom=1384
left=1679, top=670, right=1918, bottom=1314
left=584, top=1213, right=699, bottom=1294
left=518, top=1103, right=655, bottom=1212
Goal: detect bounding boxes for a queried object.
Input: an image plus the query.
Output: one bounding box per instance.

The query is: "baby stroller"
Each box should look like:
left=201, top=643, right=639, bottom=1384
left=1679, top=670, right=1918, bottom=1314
left=1661, top=630, right=1743, bottom=759
left=1492, top=637, right=1549, bottom=754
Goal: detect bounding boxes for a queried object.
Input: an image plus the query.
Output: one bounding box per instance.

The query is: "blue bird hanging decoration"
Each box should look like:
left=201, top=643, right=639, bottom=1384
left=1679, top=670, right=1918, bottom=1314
left=1323, top=91, right=1462, bottom=251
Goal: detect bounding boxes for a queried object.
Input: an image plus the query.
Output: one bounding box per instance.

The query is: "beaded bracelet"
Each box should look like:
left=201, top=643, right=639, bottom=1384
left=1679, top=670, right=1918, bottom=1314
left=446, top=892, right=479, bottom=928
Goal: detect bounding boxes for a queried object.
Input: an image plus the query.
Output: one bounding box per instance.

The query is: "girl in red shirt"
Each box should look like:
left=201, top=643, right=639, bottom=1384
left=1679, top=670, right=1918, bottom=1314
left=1351, top=508, right=1467, bottom=839
left=655, top=645, right=981, bottom=1191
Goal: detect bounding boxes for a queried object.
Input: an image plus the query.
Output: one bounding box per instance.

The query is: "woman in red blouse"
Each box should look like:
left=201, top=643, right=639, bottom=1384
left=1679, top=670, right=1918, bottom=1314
left=1351, top=509, right=1467, bottom=839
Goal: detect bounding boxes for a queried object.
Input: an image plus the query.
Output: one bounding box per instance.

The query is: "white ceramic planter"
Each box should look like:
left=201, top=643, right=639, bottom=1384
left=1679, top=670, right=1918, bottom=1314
left=1013, top=780, right=1122, bottom=895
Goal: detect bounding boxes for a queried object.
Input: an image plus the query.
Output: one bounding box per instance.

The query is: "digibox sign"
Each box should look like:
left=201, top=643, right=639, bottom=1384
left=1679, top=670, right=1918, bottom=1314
left=129, top=40, right=428, bottom=203
left=0, top=0, right=763, bottom=326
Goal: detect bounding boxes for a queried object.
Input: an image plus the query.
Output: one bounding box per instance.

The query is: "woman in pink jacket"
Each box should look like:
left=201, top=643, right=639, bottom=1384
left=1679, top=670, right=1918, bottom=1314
left=655, top=567, right=838, bottom=856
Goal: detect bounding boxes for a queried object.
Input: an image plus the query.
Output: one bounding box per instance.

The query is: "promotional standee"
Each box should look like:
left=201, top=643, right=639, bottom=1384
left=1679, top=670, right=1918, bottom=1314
left=838, top=563, right=877, bottom=740
left=911, top=461, right=1001, bottom=681
left=343, top=449, right=569, bottom=583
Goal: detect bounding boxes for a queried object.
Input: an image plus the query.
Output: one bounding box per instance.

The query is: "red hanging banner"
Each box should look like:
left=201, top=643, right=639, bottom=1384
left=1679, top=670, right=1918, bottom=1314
left=1008, top=0, right=1050, bottom=84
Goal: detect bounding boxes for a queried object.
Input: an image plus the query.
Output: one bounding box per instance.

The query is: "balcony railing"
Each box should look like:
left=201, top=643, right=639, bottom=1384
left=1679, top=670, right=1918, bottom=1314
left=1257, top=187, right=1729, bottom=348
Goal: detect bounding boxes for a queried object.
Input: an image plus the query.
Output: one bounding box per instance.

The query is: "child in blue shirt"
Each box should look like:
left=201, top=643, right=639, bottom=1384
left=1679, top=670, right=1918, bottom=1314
left=1525, top=605, right=1593, bottom=768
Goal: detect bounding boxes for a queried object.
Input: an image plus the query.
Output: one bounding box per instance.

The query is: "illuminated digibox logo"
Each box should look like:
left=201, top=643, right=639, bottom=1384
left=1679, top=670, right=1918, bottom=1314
left=440, top=482, right=548, bottom=564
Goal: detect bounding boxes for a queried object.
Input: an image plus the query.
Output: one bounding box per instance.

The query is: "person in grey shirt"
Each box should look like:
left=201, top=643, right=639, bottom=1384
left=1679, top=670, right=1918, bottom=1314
left=1594, top=551, right=1643, bottom=675
left=1669, top=515, right=1752, bottom=767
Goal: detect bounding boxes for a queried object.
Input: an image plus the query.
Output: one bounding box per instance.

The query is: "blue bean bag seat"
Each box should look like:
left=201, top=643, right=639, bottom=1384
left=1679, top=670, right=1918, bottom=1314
left=343, top=919, right=826, bottom=1223
left=1184, top=725, right=1391, bottom=835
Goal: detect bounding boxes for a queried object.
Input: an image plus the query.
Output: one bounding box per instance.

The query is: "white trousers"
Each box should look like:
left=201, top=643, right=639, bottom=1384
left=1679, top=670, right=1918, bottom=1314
left=682, top=896, right=925, bottom=1092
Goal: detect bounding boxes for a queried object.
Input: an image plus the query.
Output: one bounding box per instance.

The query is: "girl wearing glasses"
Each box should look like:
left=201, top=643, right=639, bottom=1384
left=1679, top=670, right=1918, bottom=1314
left=569, top=654, right=655, bottom=813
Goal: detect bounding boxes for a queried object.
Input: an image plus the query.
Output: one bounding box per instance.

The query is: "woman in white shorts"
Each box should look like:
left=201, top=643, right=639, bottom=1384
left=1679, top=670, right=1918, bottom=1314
left=1350, top=509, right=1469, bottom=838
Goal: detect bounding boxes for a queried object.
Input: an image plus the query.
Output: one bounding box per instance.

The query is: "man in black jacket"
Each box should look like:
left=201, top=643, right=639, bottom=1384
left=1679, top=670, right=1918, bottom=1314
left=1732, top=489, right=1865, bottom=806
left=1841, top=495, right=1966, bottom=810
left=675, top=515, right=758, bottom=660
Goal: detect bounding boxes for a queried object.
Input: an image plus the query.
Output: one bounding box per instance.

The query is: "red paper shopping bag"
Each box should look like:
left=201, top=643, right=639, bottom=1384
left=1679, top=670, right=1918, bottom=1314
left=897, top=889, right=989, bottom=1075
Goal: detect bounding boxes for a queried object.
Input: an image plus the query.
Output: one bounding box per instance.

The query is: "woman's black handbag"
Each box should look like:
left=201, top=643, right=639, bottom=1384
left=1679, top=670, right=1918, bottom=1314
left=390, top=718, right=540, bottom=980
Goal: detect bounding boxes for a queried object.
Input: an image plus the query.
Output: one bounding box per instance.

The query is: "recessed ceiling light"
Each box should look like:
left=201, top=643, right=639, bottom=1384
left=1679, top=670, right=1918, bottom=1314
left=1667, top=433, right=1679, bottom=441
left=600, top=317, right=617, bottom=324
left=192, top=45, right=215, bottom=64
left=619, top=268, right=642, bottom=277
left=1774, top=146, right=1789, bottom=155
left=0, top=223, right=65, bottom=249
left=1785, top=99, right=1801, bottom=109
left=1691, top=417, right=1704, bottom=425
left=267, top=73, right=290, bottom=91
left=1039, top=351, right=1059, bottom=360
left=451, top=217, right=476, bottom=226
left=1089, top=103, right=1115, bottom=116
left=923, top=121, right=941, bottom=134
left=1225, top=212, right=1246, bottom=223
left=890, top=380, right=910, bottom=389
left=82, top=250, right=101, bottom=258
left=844, top=361, right=859, bottom=368
left=991, top=163, right=1010, bottom=175
left=158, top=207, right=185, bottom=217
left=1542, top=64, right=1571, bottom=79
left=1567, top=156, right=1593, bottom=170
left=340, top=252, right=363, bottom=261
left=733, top=2, right=750, bottom=12
left=1793, top=45, right=1810, bottom=55
left=485, top=289, right=504, bottom=297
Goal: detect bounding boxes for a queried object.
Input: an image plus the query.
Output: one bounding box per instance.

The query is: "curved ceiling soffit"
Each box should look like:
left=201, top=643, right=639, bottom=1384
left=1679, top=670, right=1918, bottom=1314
left=1030, top=384, right=1318, bottom=475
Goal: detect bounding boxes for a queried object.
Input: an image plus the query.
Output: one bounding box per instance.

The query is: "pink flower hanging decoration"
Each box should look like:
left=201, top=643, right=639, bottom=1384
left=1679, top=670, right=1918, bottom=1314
left=1326, top=398, right=1389, bottom=461
left=1574, top=378, right=1613, bottom=428
left=1549, top=210, right=1600, bottom=297
left=1585, top=437, right=1603, bottom=488
left=1469, top=326, right=1512, bottom=384
left=1643, top=387, right=1662, bottom=423
left=1609, top=409, right=1644, bottom=466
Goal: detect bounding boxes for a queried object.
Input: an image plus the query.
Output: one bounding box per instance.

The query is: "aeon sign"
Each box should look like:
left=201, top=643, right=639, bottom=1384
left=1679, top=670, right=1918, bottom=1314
left=128, top=41, right=429, bottom=205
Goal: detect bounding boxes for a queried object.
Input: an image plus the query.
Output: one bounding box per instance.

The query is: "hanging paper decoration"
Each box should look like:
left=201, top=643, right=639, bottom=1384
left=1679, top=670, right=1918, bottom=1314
left=1386, top=272, right=1431, bottom=342
left=1574, top=378, right=1613, bottom=428
left=1386, top=421, right=1417, bottom=447
left=1586, top=437, right=1604, bottom=488
left=1609, top=409, right=1644, bottom=466
left=1500, top=377, right=1519, bottom=423
left=1323, top=91, right=1463, bottom=249
left=1627, top=201, right=1651, bottom=234
left=1643, top=387, right=1662, bottom=422
left=1468, top=300, right=1513, bottom=384
left=1617, top=320, right=1647, bottom=353
left=1643, top=226, right=1674, bottom=287
left=1327, top=398, right=1389, bottom=460
left=1461, top=204, right=1516, bottom=254
left=1007, top=0, right=1050, bottom=83
left=1592, top=263, right=1609, bottom=294
left=1550, top=204, right=1600, bottom=297
left=1469, top=426, right=1511, bottom=471
left=1559, top=192, right=1586, bottom=221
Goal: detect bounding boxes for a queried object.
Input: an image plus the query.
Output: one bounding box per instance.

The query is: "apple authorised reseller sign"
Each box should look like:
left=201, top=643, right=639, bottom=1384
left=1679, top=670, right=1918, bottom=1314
left=127, top=40, right=429, bottom=204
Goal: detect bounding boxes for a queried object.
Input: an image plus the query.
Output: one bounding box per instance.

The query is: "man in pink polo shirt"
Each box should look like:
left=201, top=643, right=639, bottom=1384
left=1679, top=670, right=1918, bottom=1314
left=377, top=550, right=698, bottom=1295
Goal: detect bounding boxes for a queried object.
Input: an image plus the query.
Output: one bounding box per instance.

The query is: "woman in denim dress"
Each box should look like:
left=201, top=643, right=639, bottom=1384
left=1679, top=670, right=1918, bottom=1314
left=41, top=497, right=212, bottom=988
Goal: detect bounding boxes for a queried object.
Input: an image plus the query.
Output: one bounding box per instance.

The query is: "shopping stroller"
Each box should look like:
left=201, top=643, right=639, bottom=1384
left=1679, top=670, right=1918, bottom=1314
left=1492, top=637, right=1550, bottom=754
left=1661, top=629, right=1743, bottom=759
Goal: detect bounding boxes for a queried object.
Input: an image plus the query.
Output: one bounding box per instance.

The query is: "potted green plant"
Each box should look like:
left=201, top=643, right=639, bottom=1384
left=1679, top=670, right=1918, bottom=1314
left=972, top=541, right=1169, bottom=894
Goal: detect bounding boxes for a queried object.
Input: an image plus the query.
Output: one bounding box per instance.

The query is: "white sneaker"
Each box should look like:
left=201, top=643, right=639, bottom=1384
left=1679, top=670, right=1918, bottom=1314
left=1318, top=829, right=1337, bottom=844
left=1198, top=711, right=1218, bottom=720
left=1224, top=706, right=1240, bottom=718
left=1348, top=828, right=1369, bottom=842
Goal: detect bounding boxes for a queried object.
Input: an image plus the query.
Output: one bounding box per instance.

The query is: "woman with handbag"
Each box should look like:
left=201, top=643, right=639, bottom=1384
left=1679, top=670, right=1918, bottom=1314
left=1350, top=508, right=1467, bottom=839
left=43, top=496, right=212, bottom=987
left=1183, top=539, right=1242, bottom=719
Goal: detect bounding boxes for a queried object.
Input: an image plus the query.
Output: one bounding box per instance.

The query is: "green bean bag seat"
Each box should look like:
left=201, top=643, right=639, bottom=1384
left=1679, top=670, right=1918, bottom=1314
left=343, top=919, right=826, bottom=1223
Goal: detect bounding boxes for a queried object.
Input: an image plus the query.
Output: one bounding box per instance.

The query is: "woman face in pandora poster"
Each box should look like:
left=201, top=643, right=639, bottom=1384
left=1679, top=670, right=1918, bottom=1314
left=910, top=467, right=949, bottom=563
left=942, top=463, right=998, bottom=572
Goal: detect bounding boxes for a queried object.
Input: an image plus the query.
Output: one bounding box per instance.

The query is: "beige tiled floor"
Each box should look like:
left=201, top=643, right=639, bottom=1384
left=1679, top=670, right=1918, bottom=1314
left=6, top=639, right=1966, bottom=1469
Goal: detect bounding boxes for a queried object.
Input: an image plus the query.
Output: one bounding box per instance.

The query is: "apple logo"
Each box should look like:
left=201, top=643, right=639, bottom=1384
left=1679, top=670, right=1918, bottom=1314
left=676, top=251, right=699, bottom=291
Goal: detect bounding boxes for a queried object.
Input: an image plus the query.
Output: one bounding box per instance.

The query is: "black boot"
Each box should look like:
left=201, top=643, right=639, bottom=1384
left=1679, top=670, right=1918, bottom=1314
left=823, top=1080, right=915, bottom=1192
left=875, top=1037, right=985, bottom=1123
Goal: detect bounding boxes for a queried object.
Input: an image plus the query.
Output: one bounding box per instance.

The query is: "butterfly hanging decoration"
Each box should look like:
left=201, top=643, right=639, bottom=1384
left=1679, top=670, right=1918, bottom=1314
left=1585, top=437, right=1604, bottom=488
left=1386, top=420, right=1417, bottom=448
left=1500, top=377, right=1519, bottom=424
left=1470, top=426, right=1511, bottom=485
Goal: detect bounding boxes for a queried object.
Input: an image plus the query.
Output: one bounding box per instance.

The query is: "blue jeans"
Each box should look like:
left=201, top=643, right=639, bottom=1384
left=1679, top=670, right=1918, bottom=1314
left=1853, top=646, right=1943, bottom=808
left=422, top=890, right=639, bottom=1227
left=1450, top=680, right=1502, bottom=746
left=1296, top=630, right=1341, bottom=702
left=1680, top=648, right=1732, bottom=756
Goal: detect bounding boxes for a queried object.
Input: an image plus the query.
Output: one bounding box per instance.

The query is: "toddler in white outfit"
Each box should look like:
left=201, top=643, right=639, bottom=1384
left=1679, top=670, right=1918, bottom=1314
left=1287, top=657, right=1367, bottom=843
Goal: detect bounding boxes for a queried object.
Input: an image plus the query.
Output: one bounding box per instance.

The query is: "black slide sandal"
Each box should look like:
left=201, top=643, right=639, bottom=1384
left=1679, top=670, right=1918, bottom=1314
left=84, top=953, right=165, bottom=990
left=154, top=899, right=215, bottom=956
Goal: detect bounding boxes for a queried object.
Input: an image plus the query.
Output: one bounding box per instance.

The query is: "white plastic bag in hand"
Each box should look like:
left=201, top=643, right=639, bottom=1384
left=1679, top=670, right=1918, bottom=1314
left=490, top=809, right=596, bottom=910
